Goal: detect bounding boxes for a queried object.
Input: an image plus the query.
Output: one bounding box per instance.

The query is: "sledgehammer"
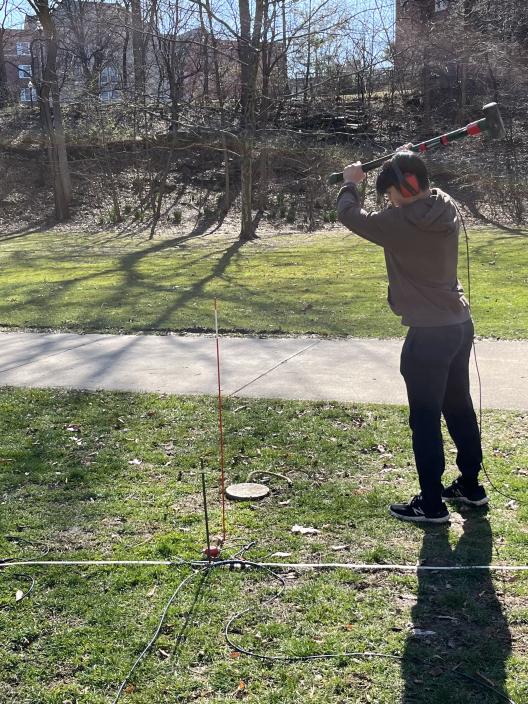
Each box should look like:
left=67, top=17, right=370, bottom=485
left=327, top=102, right=506, bottom=185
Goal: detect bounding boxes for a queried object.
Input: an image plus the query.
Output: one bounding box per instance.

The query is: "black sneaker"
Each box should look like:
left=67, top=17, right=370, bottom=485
left=442, top=476, right=489, bottom=507
left=389, top=494, right=450, bottom=524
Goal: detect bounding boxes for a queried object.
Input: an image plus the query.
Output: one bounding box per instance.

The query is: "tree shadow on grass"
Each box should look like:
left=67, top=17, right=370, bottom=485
left=0, top=220, right=53, bottom=243
left=87, top=230, right=246, bottom=340
left=145, top=238, right=247, bottom=331
left=402, top=510, right=512, bottom=703
left=0, top=204, right=401, bottom=339
left=445, top=183, right=526, bottom=237
left=461, top=197, right=526, bottom=237
left=0, top=230, right=250, bottom=392
left=0, top=388, right=205, bottom=554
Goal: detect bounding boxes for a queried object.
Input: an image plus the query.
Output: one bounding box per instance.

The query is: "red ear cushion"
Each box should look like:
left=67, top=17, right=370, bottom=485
left=400, top=173, right=420, bottom=198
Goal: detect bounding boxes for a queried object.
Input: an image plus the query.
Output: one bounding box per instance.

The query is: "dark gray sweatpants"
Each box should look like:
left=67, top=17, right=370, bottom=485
left=400, top=318, right=483, bottom=512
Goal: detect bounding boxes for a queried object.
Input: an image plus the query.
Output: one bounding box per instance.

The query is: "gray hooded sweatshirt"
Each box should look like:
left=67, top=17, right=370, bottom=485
left=337, top=183, right=471, bottom=327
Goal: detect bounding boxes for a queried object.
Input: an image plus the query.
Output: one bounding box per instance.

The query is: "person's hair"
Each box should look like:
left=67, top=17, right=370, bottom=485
left=375, top=151, right=430, bottom=196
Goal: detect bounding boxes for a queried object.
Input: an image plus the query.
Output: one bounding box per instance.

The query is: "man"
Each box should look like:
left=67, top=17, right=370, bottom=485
left=337, top=149, right=488, bottom=524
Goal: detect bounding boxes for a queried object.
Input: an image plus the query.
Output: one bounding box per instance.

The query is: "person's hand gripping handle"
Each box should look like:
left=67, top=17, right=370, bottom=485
left=341, top=162, right=366, bottom=185
left=328, top=144, right=414, bottom=185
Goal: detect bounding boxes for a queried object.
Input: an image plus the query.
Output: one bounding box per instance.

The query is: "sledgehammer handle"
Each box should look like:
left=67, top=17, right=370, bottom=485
left=327, top=118, right=487, bottom=185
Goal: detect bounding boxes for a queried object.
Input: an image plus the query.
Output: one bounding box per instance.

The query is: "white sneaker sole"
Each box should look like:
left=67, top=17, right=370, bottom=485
left=389, top=508, right=450, bottom=524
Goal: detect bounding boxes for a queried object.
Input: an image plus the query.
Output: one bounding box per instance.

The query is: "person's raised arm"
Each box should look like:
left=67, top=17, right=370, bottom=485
left=336, top=162, right=401, bottom=249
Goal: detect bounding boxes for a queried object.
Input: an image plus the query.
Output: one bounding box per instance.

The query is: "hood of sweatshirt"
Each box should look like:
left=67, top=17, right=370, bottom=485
left=400, top=188, right=459, bottom=234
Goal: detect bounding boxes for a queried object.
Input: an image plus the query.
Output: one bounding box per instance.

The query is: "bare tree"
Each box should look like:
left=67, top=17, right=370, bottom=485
left=0, top=0, right=23, bottom=106
left=153, top=0, right=200, bottom=128
left=0, top=0, right=10, bottom=107
left=25, top=0, right=72, bottom=220
left=129, top=0, right=145, bottom=99
left=58, top=0, right=128, bottom=100
left=186, top=0, right=351, bottom=240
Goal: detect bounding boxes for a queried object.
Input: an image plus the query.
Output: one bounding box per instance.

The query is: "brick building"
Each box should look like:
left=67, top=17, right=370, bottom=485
left=3, top=27, right=39, bottom=104
left=393, top=0, right=521, bottom=106
left=2, top=1, right=165, bottom=105
left=395, top=0, right=450, bottom=54
left=393, top=0, right=493, bottom=111
left=1, top=1, right=283, bottom=110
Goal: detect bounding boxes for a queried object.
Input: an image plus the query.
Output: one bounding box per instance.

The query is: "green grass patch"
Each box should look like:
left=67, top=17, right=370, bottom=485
left=0, top=227, right=527, bottom=338
left=0, top=388, right=527, bottom=703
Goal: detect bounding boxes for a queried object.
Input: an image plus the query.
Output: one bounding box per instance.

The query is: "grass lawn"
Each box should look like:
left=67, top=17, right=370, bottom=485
left=0, top=226, right=527, bottom=338
left=1, top=388, right=527, bottom=703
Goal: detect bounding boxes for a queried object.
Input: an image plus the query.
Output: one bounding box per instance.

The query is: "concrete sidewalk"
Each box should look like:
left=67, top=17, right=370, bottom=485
left=0, top=331, right=526, bottom=410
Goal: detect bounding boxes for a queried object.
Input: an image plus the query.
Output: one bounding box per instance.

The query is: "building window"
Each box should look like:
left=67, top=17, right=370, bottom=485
left=100, top=66, right=118, bottom=85
left=20, top=87, right=37, bottom=102
left=18, top=64, right=32, bottom=79
left=435, top=0, right=449, bottom=11
left=100, top=89, right=120, bottom=102
left=16, top=42, right=31, bottom=56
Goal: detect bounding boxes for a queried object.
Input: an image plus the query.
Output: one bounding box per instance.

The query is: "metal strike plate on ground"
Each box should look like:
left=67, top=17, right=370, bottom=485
left=225, top=482, right=270, bottom=501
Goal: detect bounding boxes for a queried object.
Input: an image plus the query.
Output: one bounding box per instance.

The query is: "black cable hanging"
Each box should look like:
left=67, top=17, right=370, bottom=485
left=455, top=201, right=528, bottom=508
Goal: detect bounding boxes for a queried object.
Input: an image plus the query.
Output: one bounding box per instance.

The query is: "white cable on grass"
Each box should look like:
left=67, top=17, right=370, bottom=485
left=0, top=560, right=176, bottom=567
left=257, top=561, right=528, bottom=572
left=2, top=559, right=528, bottom=572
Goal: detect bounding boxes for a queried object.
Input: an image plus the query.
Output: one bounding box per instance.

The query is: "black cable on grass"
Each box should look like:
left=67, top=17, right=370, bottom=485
left=0, top=536, right=50, bottom=565
left=223, top=560, right=517, bottom=704
left=0, top=538, right=46, bottom=602
left=111, top=559, right=404, bottom=704
left=456, top=670, right=516, bottom=704
left=0, top=553, right=517, bottom=701
left=455, top=202, right=527, bottom=508
left=224, top=566, right=401, bottom=664
left=111, top=559, right=271, bottom=703
left=226, top=541, right=257, bottom=561
left=0, top=573, right=35, bottom=609
left=112, top=566, right=208, bottom=704
left=110, top=558, right=516, bottom=704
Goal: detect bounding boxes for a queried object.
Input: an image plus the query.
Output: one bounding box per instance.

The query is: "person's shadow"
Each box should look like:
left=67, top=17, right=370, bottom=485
left=402, top=509, right=512, bottom=703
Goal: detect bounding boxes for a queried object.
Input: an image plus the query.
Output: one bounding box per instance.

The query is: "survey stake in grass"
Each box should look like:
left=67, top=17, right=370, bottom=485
left=215, top=298, right=271, bottom=505
left=1, top=390, right=526, bottom=703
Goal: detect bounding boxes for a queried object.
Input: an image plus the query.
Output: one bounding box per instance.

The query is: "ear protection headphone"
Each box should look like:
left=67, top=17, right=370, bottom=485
left=390, top=159, right=420, bottom=198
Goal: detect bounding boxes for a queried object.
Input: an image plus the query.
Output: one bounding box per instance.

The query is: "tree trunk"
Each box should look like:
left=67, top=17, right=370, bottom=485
left=222, top=135, right=230, bottom=214
left=457, top=60, right=467, bottom=123
left=130, top=0, right=145, bottom=101
left=204, top=0, right=231, bottom=214
left=122, top=29, right=129, bottom=90
left=40, top=99, right=71, bottom=221
left=97, top=107, right=121, bottom=225
left=198, top=4, right=209, bottom=99
left=51, top=78, right=71, bottom=201
left=239, top=141, right=254, bottom=240
left=421, top=50, right=432, bottom=132
left=280, top=0, right=288, bottom=95
left=237, top=0, right=265, bottom=240
left=303, top=13, right=311, bottom=106
left=0, top=31, right=9, bottom=108
left=34, top=0, right=72, bottom=221
left=168, top=69, right=180, bottom=128
left=150, top=145, right=173, bottom=238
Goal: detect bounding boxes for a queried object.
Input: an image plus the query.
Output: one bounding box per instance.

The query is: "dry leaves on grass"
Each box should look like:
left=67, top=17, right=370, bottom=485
left=291, top=524, right=320, bottom=535
left=234, top=680, right=247, bottom=699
